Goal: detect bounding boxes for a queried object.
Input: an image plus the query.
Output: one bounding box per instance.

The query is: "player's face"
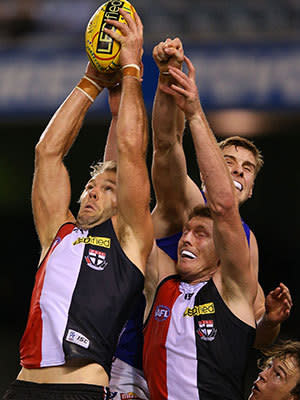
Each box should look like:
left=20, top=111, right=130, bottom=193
left=222, top=145, right=257, bottom=205
left=177, top=216, right=219, bottom=283
left=248, top=356, right=300, bottom=400
left=77, top=171, right=117, bottom=229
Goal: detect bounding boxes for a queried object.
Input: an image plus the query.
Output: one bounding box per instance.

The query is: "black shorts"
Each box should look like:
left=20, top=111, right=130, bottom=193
left=2, top=380, right=112, bottom=400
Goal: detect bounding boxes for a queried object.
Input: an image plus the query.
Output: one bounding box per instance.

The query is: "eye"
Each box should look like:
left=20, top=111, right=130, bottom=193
left=244, top=165, right=254, bottom=173
left=195, top=231, right=206, bottom=238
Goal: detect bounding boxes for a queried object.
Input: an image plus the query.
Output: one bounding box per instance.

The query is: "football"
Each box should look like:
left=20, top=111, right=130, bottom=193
left=85, top=0, right=136, bottom=73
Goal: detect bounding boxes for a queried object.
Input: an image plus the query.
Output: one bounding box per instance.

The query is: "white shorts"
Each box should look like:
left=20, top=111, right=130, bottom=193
left=109, top=358, right=149, bottom=400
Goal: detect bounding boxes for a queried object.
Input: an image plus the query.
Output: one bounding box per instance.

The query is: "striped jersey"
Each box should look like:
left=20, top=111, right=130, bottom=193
left=20, top=219, right=144, bottom=377
left=143, top=276, right=255, bottom=400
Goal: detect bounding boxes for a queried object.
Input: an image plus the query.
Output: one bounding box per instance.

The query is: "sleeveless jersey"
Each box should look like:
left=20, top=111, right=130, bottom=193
left=20, top=219, right=144, bottom=377
left=113, top=190, right=251, bottom=372
left=143, top=276, right=255, bottom=400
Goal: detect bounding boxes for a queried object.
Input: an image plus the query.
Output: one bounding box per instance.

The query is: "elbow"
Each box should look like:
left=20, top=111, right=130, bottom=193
left=211, top=192, right=236, bottom=217
left=35, top=136, right=64, bottom=163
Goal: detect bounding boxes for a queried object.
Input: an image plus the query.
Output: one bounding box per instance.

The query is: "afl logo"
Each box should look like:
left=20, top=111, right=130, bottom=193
left=154, top=305, right=170, bottom=321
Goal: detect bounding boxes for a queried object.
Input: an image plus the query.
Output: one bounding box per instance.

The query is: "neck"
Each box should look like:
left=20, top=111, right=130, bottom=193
left=180, top=267, right=218, bottom=285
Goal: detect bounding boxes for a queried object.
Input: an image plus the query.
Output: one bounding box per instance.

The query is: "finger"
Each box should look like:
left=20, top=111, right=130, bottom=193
left=119, top=8, right=136, bottom=31
left=153, top=42, right=166, bottom=62
left=282, top=289, right=293, bottom=304
left=168, top=66, right=190, bottom=87
left=271, top=287, right=281, bottom=296
left=131, top=9, right=143, bottom=30
left=172, top=37, right=183, bottom=50
left=170, top=83, right=189, bottom=97
left=283, top=300, right=292, bottom=314
left=105, top=18, right=129, bottom=37
left=164, top=47, right=177, bottom=57
left=279, top=282, right=290, bottom=293
left=283, top=294, right=293, bottom=308
left=183, top=55, right=196, bottom=80
left=103, top=26, right=123, bottom=44
left=279, top=283, right=292, bottom=303
left=160, top=83, right=180, bottom=98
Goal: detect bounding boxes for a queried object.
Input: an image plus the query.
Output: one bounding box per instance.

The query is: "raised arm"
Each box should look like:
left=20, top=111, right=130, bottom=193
left=32, top=63, right=121, bottom=260
left=104, top=9, right=153, bottom=271
left=165, top=56, right=257, bottom=318
left=103, top=84, right=121, bottom=162
left=151, top=38, right=203, bottom=238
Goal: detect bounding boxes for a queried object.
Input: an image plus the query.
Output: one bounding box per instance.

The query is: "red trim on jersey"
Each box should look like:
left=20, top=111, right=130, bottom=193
left=20, top=223, right=75, bottom=368
left=143, top=277, right=181, bottom=399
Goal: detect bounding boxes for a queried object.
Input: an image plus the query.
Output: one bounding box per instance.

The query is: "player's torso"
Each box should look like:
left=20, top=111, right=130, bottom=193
left=143, top=276, right=255, bottom=400
left=20, top=220, right=144, bottom=377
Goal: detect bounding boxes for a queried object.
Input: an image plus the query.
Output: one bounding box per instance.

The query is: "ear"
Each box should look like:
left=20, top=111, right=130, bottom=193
left=248, top=182, right=254, bottom=199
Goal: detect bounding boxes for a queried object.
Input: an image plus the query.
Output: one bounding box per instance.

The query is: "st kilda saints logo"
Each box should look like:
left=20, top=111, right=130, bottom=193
left=85, top=248, right=108, bottom=271
left=197, top=319, right=217, bottom=341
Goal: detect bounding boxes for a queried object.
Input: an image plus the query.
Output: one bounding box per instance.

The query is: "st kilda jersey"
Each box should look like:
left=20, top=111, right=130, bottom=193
left=143, top=276, right=255, bottom=400
left=20, top=219, right=144, bottom=377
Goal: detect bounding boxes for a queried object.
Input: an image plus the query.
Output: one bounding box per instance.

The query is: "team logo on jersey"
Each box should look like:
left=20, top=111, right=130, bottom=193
left=197, top=319, right=217, bottom=341
left=66, top=329, right=90, bottom=348
left=73, top=236, right=111, bottom=248
left=85, top=249, right=108, bottom=271
left=154, top=305, right=170, bottom=321
left=184, top=302, right=215, bottom=317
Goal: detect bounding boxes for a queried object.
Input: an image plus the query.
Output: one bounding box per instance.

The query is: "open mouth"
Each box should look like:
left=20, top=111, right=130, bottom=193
left=233, top=180, right=243, bottom=191
left=251, top=383, right=260, bottom=393
left=181, top=250, right=197, bottom=259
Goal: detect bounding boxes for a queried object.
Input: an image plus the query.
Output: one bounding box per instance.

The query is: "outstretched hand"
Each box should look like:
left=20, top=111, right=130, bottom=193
left=104, top=9, right=144, bottom=68
left=265, top=282, right=292, bottom=325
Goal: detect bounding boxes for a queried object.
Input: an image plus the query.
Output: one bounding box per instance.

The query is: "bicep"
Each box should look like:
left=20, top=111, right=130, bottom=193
left=214, top=212, right=255, bottom=294
left=32, top=156, right=74, bottom=249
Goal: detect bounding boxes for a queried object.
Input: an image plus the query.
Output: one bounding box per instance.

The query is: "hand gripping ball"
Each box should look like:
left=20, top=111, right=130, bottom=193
left=85, top=0, right=136, bottom=73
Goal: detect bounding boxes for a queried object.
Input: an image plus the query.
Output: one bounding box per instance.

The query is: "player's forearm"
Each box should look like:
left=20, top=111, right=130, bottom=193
left=104, top=117, right=118, bottom=161
left=37, top=80, right=103, bottom=160
left=117, top=75, right=146, bottom=156
left=152, top=75, right=189, bottom=209
left=152, top=75, right=185, bottom=151
left=188, top=111, right=235, bottom=212
left=254, top=314, right=281, bottom=349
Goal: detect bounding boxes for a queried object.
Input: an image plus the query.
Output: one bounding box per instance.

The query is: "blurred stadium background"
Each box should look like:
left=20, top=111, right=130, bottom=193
left=1, top=0, right=299, bottom=397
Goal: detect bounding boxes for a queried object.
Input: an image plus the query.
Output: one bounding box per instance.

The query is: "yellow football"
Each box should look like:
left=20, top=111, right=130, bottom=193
left=85, top=0, right=136, bottom=73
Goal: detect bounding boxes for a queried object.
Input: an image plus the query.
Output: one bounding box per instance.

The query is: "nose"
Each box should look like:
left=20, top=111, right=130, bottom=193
left=88, top=187, right=98, bottom=200
left=258, top=368, right=268, bottom=382
left=232, top=164, right=244, bottom=177
left=182, top=230, right=193, bottom=244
